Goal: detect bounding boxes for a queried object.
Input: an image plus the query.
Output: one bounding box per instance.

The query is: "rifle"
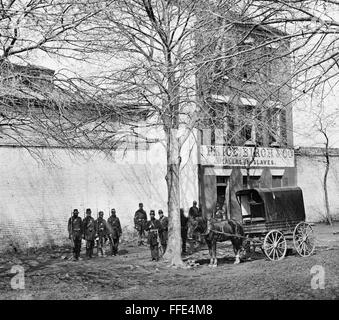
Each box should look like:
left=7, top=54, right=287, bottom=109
left=82, top=208, right=86, bottom=240
left=69, top=210, right=74, bottom=248
left=156, top=229, right=163, bottom=256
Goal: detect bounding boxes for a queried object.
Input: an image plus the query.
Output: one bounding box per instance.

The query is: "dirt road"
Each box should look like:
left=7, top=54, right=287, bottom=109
left=0, top=224, right=338, bottom=300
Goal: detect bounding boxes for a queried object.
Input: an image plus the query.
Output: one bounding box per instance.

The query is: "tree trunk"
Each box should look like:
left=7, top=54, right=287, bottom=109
left=162, top=129, right=185, bottom=267
left=323, top=141, right=332, bottom=225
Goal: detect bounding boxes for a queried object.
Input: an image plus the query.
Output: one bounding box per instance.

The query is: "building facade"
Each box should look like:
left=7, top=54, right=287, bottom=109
left=195, top=14, right=296, bottom=220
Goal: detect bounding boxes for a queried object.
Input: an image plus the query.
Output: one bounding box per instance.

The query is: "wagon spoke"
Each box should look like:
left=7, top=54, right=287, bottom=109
left=297, top=241, right=304, bottom=250
left=276, top=234, right=284, bottom=244
left=302, top=242, right=306, bottom=254
left=266, top=245, right=274, bottom=256
left=276, top=247, right=283, bottom=257
left=277, top=242, right=286, bottom=250
left=273, top=249, right=277, bottom=260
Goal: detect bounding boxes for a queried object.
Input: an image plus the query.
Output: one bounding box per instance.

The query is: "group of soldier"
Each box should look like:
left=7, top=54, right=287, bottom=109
left=134, top=203, right=169, bottom=261
left=67, top=208, right=122, bottom=261
left=68, top=200, right=224, bottom=262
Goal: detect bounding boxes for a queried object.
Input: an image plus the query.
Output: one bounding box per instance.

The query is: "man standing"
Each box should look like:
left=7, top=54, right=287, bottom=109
left=95, top=211, right=108, bottom=257
left=134, top=203, right=147, bottom=246
left=214, top=204, right=225, bottom=221
left=180, top=208, right=188, bottom=255
left=158, top=209, right=168, bottom=254
left=107, top=208, right=122, bottom=256
left=145, top=210, right=162, bottom=261
left=188, top=201, right=200, bottom=220
left=68, top=209, right=83, bottom=261
left=83, top=208, right=96, bottom=259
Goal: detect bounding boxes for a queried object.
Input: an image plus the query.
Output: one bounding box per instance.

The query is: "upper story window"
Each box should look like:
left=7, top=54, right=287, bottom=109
left=267, top=102, right=287, bottom=147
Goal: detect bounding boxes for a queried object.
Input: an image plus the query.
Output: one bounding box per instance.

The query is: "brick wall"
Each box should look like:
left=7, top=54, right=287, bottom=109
left=296, top=147, right=339, bottom=222
left=0, top=136, right=198, bottom=252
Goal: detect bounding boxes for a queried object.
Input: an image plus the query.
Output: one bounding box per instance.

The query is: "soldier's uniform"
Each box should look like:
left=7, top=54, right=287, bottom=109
left=134, top=204, right=147, bottom=245
left=158, top=210, right=169, bottom=253
left=145, top=211, right=162, bottom=261
left=83, top=209, right=96, bottom=258
left=214, top=208, right=225, bottom=221
left=188, top=202, right=200, bottom=220
left=107, top=210, right=122, bottom=256
left=68, top=210, right=83, bottom=260
left=180, top=209, right=188, bottom=255
left=95, top=213, right=108, bottom=257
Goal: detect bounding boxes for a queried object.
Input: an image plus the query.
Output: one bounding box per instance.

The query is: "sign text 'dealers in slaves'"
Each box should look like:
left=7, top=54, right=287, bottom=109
left=200, top=145, right=295, bottom=167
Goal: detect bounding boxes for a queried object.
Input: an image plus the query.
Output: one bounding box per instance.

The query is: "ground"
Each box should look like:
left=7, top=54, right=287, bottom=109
left=0, top=223, right=338, bottom=300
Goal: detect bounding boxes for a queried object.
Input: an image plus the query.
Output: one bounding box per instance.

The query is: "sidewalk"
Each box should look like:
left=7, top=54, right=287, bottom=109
left=313, top=221, right=339, bottom=248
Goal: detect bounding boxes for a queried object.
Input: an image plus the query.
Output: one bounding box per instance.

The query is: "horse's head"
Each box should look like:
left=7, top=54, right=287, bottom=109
left=187, top=217, right=205, bottom=239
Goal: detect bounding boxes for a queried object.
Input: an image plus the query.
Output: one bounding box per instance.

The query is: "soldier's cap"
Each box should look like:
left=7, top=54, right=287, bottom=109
left=150, top=210, right=155, bottom=215
left=86, top=208, right=91, bottom=213
left=111, top=208, right=116, bottom=212
left=158, top=209, right=163, bottom=214
left=99, top=211, right=104, bottom=214
left=73, top=209, right=79, bottom=213
left=139, top=202, right=143, bottom=206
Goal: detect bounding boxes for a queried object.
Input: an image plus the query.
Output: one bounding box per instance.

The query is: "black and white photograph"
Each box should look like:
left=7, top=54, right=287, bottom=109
left=0, top=0, right=338, bottom=307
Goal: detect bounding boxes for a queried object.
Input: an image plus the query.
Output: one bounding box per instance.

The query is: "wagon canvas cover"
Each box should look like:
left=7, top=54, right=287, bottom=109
left=236, top=187, right=306, bottom=223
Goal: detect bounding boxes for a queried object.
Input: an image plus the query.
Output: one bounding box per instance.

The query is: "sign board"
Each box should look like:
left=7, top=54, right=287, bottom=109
left=200, top=145, right=295, bottom=167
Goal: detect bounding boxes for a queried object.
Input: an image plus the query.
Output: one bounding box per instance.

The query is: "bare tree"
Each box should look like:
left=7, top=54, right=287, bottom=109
left=313, top=94, right=338, bottom=225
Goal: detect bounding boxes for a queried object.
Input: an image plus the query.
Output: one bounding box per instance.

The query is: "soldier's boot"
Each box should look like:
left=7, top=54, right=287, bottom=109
left=98, top=246, right=105, bottom=257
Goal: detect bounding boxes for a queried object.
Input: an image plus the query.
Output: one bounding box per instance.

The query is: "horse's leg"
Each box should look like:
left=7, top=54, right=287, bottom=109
left=206, top=238, right=213, bottom=267
left=212, top=241, right=218, bottom=267
left=233, top=239, right=241, bottom=264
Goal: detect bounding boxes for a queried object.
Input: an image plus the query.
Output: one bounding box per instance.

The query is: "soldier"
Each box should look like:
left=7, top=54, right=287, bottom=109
left=107, top=208, right=122, bottom=256
left=134, top=203, right=147, bottom=246
left=158, top=209, right=168, bottom=253
left=68, top=209, right=83, bottom=261
left=145, top=210, right=162, bottom=261
left=188, top=201, right=200, bottom=221
left=95, top=211, right=109, bottom=257
left=180, top=208, right=188, bottom=255
left=214, top=204, right=225, bottom=221
left=83, top=208, right=96, bottom=259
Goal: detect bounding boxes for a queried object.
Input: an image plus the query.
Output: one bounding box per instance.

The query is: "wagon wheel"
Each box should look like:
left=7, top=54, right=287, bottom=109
left=293, top=222, right=315, bottom=257
left=263, top=230, right=287, bottom=261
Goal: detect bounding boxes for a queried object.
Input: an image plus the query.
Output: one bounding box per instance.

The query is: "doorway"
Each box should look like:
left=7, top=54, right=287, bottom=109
left=216, top=175, right=229, bottom=209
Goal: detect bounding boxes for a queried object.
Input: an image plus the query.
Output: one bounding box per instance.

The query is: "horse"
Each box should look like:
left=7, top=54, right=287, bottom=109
left=187, top=217, right=244, bottom=267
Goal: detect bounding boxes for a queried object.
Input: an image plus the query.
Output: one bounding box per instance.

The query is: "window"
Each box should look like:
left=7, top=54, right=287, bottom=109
left=243, top=176, right=260, bottom=189
left=216, top=176, right=228, bottom=184
left=239, top=104, right=263, bottom=146
left=206, top=101, right=235, bottom=146
left=267, top=104, right=287, bottom=146
left=272, top=176, right=282, bottom=188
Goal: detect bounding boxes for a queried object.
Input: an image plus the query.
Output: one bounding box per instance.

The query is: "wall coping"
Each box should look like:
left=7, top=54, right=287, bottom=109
left=295, top=146, right=339, bottom=157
